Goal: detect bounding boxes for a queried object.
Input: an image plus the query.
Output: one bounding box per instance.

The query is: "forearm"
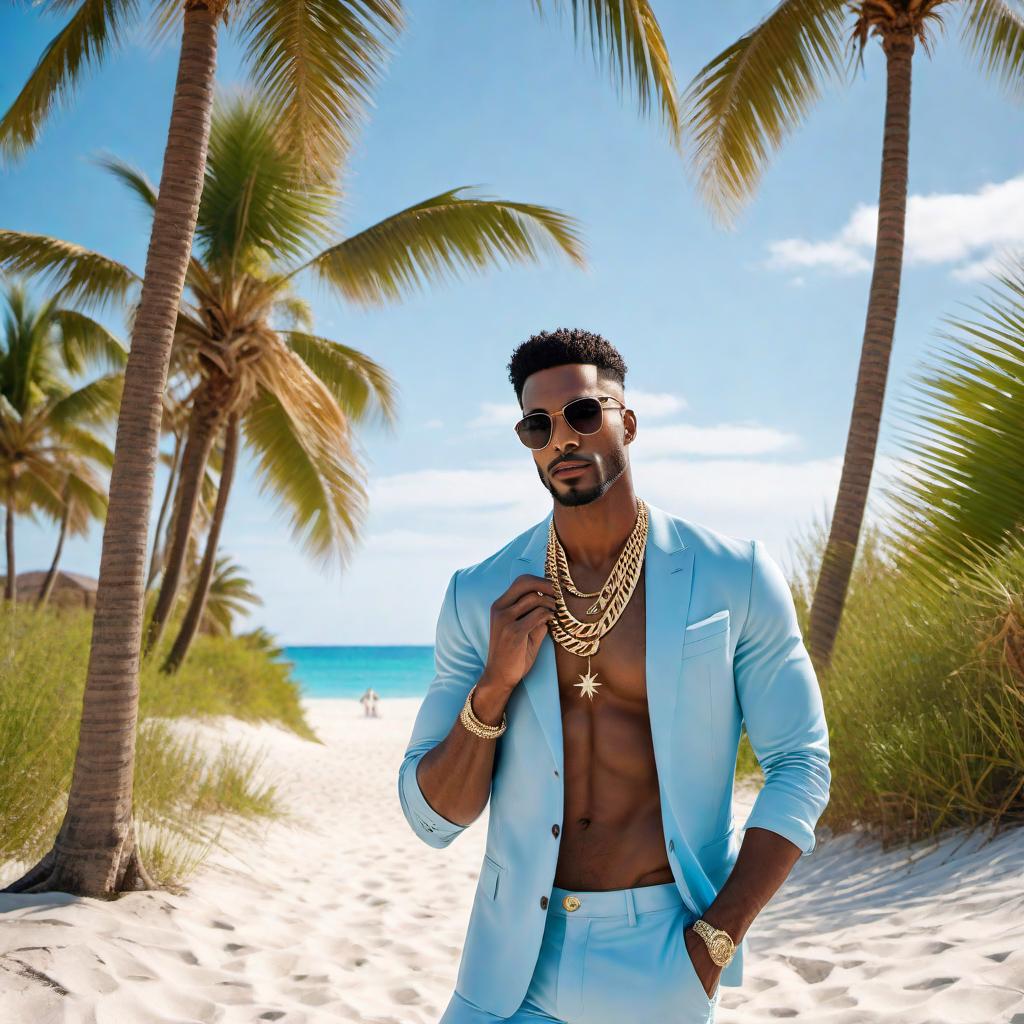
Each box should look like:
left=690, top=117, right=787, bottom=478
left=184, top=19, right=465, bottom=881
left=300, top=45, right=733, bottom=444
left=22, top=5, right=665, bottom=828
left=414, top=676, right=512, bottom=827
left=700, top=825, right=803, bottom=941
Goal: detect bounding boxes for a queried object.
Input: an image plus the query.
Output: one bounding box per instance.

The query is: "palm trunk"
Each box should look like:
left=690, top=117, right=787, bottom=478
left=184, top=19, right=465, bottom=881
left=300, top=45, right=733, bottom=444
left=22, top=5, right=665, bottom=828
left=162, top=411, right=239, bottom=673
left=146, top=429, right=184, bottom=590
left=143, top=384, right=227, bottom=654
left=1, top=1, right=219, bottom=897
left=36, top=500, right=70, bottom=608
left=807, top=27, right=914, bottom=672
left=4, top=490, right=14, bottom=602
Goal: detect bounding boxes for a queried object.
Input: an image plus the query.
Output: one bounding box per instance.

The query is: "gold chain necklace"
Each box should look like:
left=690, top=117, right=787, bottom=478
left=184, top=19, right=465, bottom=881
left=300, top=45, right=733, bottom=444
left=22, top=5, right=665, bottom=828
left=545, top=498, right=648, bottom=699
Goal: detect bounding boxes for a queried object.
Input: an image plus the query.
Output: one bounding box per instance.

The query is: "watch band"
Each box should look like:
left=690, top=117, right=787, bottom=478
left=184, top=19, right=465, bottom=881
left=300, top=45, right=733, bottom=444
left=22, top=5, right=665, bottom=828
left=692, top=918, right=736, bottom=967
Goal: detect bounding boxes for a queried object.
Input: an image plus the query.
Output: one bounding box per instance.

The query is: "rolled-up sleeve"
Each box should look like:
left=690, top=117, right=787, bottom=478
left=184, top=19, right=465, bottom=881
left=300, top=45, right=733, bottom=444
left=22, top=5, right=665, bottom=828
left=733, top=540, right=831, bottom=856
left=397, top=568, right=486, bottom=849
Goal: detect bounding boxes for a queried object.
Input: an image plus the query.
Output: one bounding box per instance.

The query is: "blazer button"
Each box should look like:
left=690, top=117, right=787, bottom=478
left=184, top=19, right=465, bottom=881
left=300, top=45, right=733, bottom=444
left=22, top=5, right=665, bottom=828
left=540, top=896, right=548, bottom=909
left=551, top=824, right=560, bottom=837
left=554, top=769, right=559, bottom=776
left=668, top=839, right=675, bottom=851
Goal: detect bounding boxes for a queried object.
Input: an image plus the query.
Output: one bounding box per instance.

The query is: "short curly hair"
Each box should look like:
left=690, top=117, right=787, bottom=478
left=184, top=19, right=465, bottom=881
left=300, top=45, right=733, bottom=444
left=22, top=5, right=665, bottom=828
left=507, top=328, right=628, bottom=405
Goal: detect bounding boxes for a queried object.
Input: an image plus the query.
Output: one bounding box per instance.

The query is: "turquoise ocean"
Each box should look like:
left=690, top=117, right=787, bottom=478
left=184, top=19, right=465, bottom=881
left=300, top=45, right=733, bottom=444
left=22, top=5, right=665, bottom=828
left=282, top=645, right=435, bottom=699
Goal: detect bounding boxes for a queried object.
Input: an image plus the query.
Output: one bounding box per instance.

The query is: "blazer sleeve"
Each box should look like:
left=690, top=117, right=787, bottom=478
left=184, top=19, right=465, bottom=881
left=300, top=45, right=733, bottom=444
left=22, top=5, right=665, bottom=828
left=732, top=539, right=831, bottom=856
left=397, top=568, right=487, bottom=849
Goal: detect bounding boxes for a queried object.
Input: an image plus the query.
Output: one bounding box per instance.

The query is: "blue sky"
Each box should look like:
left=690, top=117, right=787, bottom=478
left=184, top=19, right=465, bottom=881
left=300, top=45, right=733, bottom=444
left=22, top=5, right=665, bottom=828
left=3, top=2, right=1023, bottom=643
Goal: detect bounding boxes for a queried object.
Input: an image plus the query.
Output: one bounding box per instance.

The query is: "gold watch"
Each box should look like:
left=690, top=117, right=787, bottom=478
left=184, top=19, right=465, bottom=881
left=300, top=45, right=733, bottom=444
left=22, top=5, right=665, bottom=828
left=692, top=918, right=736, bottom=967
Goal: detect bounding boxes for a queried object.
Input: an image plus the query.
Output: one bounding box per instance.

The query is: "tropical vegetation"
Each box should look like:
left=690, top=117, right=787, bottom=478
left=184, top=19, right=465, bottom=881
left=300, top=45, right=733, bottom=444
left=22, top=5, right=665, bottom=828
left=680, top=0, right=1024, bottom=669
left=0, top=281, right=124, bottom=602
left=0, top=0, right=683, bottom=896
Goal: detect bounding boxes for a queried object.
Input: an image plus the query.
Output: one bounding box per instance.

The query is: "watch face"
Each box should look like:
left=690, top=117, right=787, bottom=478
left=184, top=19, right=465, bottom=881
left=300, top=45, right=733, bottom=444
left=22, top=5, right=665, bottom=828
left=708, top=933, right=734, bottom=964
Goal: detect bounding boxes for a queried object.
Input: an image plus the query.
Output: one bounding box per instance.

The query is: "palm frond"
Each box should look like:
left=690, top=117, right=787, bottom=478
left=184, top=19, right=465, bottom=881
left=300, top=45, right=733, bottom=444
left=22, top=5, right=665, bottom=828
left=961, top=0, right=1024, bottom=97
left=302, top=187, right=586, bottom=306
left=202, top=553, right=263, bottom=635
left=94, top=151, right=158, bottom=209
left=0, top=230, right=139, bottom=310
left=532, top=0, right=682, bottom=146
left=681, top=0, right=850, bottom=225
left=239, top=0, right=402, bottom=179
left=196, top=91, right=337, bottom=273
left=284, top=331, right=398, bottom=430
left=47, top=371, right=124, bottom=429
left=274, top=294, right=314, bottom=330
left=884, top=256, right=1024, bottom=583
left=241, top=386, right=368, bottom=571
left=59, top=423, right=116, bottom=470
left=16, top=458, right=68, bottom=517
left=52, top=309, right=127, bottom=373
left=0, top=0, right=141, bottom=160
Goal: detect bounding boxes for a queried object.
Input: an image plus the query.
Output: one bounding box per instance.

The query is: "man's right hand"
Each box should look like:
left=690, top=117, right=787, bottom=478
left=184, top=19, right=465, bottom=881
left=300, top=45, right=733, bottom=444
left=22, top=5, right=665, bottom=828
left=479, top=573, right=558, bottom=693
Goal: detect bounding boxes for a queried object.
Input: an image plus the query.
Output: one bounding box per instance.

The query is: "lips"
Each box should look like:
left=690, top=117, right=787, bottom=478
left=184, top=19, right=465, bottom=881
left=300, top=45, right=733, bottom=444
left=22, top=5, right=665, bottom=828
left=552, top=461, right=589, bottom=477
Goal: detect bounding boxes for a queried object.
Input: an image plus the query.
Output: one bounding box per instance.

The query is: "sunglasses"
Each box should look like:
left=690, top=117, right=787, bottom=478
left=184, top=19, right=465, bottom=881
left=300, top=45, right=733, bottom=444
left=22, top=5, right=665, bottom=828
left=513, top=395, right=627, bottom=450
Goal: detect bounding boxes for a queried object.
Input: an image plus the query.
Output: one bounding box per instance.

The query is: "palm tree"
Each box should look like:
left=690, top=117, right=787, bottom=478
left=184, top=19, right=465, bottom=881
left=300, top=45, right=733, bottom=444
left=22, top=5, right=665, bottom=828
left=4, top=93, right=586, bottom=664
left=883, top=256, right=1024, bottom=587
left=680, top=0, right=1024, bottom=670
left=0, top=282, right=124, bottom=602
left=36, top=467, right=114, bottom=609
left=195, top=551, right=263, bottom=637
left=2, top=1, right=681, bottom=895
left=143, top=92, right=593, bottom=657
left=146, top=354, right=201, bottom=591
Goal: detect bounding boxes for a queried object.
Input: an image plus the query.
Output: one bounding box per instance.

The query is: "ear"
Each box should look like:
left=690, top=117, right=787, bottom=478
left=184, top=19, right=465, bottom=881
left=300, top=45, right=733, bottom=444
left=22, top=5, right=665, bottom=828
left=623, top=409, right=638, bottom=445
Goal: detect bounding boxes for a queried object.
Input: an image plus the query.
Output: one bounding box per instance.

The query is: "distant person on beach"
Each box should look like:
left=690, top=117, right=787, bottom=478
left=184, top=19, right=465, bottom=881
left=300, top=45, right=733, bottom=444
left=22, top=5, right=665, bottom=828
left=398, top=328, right=831, bottom=1023
left=360, top=687, right=381, bottom=718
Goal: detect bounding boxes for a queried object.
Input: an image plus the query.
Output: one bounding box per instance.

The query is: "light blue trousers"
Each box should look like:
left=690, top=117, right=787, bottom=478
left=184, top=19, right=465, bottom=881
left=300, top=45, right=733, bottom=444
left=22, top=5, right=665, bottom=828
left=439, top=881, right=721, bottom=1024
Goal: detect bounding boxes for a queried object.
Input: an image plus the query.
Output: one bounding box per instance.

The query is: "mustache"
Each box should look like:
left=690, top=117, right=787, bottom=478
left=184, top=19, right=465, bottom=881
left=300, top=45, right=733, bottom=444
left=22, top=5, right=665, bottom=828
left=548, top=455, right=592, bottom=473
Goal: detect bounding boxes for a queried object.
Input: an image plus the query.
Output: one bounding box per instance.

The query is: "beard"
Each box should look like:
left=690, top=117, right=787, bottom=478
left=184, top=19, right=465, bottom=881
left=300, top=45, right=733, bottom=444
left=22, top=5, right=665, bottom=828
left=539, top=448, right=628, bottom=508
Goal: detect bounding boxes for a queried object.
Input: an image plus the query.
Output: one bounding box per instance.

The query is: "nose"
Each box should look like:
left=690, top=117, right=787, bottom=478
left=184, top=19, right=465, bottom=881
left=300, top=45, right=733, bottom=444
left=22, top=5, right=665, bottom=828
left=550, top=411, right=581, bottom=453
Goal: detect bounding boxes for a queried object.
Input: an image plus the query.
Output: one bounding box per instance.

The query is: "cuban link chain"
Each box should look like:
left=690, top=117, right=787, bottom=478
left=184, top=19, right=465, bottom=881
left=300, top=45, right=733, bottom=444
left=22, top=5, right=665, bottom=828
left=545, top=498, right=648, bottom=699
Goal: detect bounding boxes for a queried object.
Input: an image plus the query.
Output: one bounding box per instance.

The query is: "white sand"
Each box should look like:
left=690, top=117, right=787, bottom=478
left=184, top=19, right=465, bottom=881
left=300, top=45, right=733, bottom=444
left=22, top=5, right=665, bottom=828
left=1, top=696, right=1022, bottom=1023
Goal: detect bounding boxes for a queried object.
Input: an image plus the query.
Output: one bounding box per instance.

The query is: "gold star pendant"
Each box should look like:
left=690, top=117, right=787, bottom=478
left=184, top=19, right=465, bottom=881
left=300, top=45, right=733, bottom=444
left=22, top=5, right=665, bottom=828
left=575, top=658, right=602, bottom=700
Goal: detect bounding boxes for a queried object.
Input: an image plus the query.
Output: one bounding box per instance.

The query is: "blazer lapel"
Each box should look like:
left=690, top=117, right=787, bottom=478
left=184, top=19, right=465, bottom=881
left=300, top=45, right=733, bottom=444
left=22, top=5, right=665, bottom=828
left=509, top=501, right=695, bottom=777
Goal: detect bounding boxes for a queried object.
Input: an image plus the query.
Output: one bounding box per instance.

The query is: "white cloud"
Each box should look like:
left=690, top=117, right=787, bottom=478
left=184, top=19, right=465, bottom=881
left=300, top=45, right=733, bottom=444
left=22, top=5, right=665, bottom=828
left=633, top=422, right=799, bottom=458
left=628, top=389, right=688, bottom=417
left=468, top=402, right=518, bottom=429
left=767, top=238, right=871, bottom=275
left=232, top=450, right=869, bottom=643
left=369, top=464, right=535, bottom=512
left=766, top=174, right=1024, bottom=280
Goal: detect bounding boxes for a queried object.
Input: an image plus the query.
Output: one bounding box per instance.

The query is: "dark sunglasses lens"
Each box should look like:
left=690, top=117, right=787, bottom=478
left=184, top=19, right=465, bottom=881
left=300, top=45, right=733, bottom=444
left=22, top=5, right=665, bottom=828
left=564, top=397, right=604, bottom=434
left=516, top=414, right=552, bottom=449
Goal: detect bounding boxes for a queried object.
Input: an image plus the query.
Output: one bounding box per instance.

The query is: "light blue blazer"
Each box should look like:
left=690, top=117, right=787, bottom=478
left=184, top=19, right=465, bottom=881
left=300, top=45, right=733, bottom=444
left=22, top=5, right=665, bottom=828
left=398, top=501, right=831, bottom=1018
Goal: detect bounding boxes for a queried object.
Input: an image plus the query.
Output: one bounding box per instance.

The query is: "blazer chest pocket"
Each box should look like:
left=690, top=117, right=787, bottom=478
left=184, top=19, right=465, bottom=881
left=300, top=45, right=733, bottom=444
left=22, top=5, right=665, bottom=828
left=681, top=609, right=729, bottom=661
left=479, top=853, right=504, bottom=900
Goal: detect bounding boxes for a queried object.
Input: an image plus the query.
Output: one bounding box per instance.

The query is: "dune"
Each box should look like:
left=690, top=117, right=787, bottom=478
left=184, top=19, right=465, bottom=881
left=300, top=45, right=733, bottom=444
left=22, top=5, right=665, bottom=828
left=0, top=696, right=1021, bottom=1023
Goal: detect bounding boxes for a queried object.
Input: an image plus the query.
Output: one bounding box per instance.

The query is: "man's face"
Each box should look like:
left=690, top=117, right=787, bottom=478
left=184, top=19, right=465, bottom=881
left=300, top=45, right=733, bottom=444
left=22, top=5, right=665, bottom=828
left=518, top=363, right=636, bottom=508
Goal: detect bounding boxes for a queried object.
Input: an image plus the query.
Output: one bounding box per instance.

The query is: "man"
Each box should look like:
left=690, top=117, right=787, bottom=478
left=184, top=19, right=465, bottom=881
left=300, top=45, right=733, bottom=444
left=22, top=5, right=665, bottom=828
left=397, top=328, right=831, bottom=1023
left=360, top=687, right=381, bottom=718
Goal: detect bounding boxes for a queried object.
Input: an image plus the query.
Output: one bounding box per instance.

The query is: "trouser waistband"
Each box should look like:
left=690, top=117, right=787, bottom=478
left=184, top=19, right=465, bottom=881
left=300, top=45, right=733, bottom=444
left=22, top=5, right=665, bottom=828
left=548, top=880, right=683, bottom=925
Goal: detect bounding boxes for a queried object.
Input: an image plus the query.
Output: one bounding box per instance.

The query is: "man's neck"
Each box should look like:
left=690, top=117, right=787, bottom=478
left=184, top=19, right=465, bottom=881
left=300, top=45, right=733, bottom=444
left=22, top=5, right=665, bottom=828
left=550, top=482, right=639, bottom=572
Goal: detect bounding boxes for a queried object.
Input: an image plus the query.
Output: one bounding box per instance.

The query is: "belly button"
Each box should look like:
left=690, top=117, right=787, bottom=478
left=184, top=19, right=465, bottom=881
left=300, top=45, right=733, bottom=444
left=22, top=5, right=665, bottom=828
left=578, top=817, right=591, bottom=829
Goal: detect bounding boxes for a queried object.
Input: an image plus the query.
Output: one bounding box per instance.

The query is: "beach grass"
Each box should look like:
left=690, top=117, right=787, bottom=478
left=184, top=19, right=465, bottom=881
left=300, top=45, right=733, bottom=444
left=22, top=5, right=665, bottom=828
left=785, top=515, right=1024, bottom=847
left=0, top=601, right=318, bottom=890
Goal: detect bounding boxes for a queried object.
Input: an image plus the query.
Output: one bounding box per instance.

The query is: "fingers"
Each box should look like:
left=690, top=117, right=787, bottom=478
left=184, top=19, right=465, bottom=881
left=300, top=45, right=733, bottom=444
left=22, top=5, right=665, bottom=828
left=494, top=573, right=556, bottom=610
left=505, top=589, right=557, bottom=621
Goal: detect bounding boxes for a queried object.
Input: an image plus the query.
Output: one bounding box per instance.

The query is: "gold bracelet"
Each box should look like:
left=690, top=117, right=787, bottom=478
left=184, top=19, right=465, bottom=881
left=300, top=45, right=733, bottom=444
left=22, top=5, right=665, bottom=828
left=460, top=684, right=507, bottom=739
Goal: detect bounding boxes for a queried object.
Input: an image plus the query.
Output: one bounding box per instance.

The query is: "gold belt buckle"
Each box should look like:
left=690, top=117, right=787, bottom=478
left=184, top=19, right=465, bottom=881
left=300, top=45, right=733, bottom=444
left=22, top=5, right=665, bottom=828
left=562, top=895, right=581, bottom=912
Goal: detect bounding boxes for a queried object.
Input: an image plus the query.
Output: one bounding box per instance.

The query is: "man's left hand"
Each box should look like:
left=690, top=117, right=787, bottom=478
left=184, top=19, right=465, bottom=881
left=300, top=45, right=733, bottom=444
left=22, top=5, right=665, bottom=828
left=683, top=924, right=723, bottom=999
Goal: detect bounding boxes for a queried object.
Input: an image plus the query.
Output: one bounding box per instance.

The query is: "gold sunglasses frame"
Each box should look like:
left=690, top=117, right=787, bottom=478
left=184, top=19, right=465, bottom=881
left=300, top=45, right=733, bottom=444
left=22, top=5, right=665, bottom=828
left=513, top=394, right=627, bottom=450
